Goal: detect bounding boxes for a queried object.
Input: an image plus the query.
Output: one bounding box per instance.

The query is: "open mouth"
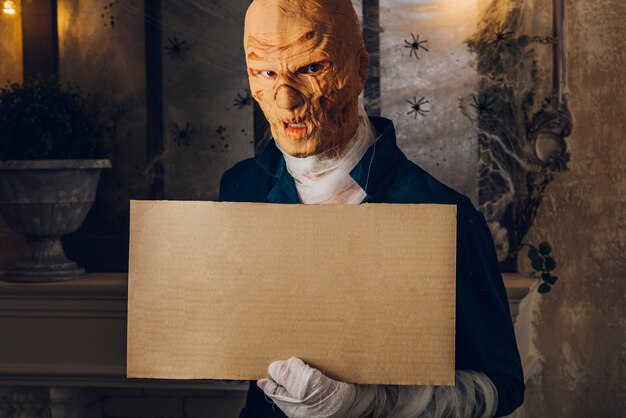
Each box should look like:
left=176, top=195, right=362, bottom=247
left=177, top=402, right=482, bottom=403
left=282, top=118, right=308, bottom=139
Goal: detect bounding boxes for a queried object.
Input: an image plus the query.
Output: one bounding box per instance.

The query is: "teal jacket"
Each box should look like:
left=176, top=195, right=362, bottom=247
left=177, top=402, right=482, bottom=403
left=219, top=116, right=525, bottom=417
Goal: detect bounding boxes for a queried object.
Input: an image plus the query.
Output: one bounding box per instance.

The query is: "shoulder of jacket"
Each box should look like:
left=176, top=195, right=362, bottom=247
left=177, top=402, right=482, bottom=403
left=394, top=160, right=475, bottom=211
left=221, top=157, right=272, bottom=189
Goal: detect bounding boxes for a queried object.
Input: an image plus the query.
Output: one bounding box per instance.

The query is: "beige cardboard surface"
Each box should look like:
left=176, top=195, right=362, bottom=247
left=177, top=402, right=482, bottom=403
left=127, top=201, right=456, bottom=385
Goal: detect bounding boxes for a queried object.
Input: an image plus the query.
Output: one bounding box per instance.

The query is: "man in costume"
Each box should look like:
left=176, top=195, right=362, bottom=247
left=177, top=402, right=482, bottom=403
left=219, top=0, right=525, bottom=416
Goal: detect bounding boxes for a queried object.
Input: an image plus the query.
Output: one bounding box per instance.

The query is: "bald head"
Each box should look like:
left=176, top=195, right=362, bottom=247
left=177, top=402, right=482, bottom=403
left=244, top=0, right=365, bottom=55
left=243, top=0, right=369, bottom=157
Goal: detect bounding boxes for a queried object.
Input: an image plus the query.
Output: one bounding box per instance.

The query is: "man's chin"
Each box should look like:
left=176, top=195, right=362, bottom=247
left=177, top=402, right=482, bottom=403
left=275, top=136, right=320, bottom=158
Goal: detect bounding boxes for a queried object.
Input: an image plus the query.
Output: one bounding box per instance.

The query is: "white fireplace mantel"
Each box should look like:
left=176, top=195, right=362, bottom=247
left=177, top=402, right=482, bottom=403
left=0, top=273, right=537, bottom=389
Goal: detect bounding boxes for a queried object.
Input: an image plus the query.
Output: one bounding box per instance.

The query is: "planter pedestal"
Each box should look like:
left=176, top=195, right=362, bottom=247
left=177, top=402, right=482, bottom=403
left=0, top=159, right=111, bottom=283
left=2, top=238, right=86, bottom=282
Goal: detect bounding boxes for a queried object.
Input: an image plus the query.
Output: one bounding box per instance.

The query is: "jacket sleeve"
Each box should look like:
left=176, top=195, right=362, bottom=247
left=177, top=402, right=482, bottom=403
left=454, top=200, right=525, bottom=416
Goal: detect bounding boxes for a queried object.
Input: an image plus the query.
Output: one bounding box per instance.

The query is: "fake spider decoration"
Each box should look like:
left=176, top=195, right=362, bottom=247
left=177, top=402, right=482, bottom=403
left=171, top=122, right=196, bottom=146
left=404, top=33, right=429, bottom=60
left=407, top=97, right=430, bottom=119
left=491, top=26, right=514, bottom=45
left=470, top=94, right=496, bottom=117
left=165, top=37, right=190, bottom=60
left=233, top=89, right=253, bottom=109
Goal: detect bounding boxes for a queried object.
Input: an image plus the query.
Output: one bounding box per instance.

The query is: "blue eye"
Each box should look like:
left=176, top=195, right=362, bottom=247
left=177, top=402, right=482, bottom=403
left=260, top=70, right=277, bottom=78
left=301, top=62, right=325, bottom=74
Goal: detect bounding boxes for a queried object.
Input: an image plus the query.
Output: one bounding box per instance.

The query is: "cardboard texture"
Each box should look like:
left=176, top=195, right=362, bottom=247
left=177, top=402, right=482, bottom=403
left=127, top=201, right=457, bottom=386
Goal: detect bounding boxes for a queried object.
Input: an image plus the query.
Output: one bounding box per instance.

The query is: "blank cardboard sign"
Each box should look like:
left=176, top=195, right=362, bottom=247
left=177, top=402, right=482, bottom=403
left=127, top=201, right=456, bottom=386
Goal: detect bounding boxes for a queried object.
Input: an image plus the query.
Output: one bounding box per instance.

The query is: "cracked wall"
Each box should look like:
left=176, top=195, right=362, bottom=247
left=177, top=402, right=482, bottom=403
left=521, top=0, right=626, bottom=416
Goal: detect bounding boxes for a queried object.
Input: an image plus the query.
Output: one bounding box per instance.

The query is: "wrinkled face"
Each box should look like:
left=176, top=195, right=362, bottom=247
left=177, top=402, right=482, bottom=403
left=244, top=0, right=369, bottom=157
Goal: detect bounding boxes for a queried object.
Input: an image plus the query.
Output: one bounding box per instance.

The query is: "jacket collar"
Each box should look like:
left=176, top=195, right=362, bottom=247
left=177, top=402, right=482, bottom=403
left=256, top=116, right=406, bottom=204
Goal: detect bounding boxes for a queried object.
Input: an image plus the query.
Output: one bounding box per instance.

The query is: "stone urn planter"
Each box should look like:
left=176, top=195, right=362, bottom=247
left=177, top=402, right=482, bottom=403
left=0, top=159, right=112, bottom=282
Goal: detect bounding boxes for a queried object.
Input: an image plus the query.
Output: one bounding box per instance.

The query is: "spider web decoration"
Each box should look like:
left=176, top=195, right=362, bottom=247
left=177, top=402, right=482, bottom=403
left=165, top=37, right=190, bottom=60
left=364, top=0, right=481, bottom=200
left=404, top=33, right=429, bottom=60
left=464, top=0, right=571, bottom=267
left=490, top=25, right=515, bottom=45
left=171, top=122, right=195, bottom=146
left=407, top=96, right=430, bottom=119
left=470, top=94, right=496, bottom=118
left=233, top=89, right=253, bottom=109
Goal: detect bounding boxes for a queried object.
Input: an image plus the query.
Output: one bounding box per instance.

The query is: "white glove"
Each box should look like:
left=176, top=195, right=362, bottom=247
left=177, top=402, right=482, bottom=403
left=258, top=357, right=398, bottom=418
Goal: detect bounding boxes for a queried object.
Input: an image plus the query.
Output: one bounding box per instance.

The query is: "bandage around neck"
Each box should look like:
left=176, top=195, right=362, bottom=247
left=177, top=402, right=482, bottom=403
left=278, top=103, right=377, bottom=204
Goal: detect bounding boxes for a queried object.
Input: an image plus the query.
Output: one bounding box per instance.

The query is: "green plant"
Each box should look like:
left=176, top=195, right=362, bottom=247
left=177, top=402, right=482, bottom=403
left=0, top=77, right=106, bottom=160
left=525, top=241, right=558, bottom=293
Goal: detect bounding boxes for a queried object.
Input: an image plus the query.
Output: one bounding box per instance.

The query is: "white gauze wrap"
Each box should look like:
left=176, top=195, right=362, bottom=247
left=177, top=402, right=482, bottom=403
left=278, top=102, right=377, bottom=204
left=387, top=370, right=498, bottom=418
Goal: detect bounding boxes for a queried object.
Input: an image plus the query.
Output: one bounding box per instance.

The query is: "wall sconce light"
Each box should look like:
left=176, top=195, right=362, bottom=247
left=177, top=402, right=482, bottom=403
left=2, top=1, right=17, bottom=15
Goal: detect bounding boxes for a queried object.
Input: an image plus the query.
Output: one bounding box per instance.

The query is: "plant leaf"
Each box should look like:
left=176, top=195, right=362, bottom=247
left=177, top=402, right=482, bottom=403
left=538, top=283, right=552, bottom=294
left=543, top=274, right=558, bottom=285
left=538, top=241, right=552, bottom=255
left=528, top=246, right=540, bottom=261
left=531, top=256, right=544, bottom=271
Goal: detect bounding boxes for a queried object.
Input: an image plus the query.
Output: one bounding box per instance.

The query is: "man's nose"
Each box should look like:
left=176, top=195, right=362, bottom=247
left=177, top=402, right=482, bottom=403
left=275, top=85, right=305, bottom=110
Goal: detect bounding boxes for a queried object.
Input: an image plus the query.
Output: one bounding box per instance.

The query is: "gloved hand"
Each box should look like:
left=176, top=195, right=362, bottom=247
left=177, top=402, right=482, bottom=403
left=258, top=357, right=398, bottom=418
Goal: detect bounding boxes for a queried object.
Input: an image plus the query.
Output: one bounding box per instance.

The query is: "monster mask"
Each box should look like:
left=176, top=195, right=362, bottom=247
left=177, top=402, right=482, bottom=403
left=244, top=0, right=370, bottom=158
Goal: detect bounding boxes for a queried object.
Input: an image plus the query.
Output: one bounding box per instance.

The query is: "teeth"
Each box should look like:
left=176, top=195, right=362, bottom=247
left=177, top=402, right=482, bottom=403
left=287, top=123, right=306, bottom=128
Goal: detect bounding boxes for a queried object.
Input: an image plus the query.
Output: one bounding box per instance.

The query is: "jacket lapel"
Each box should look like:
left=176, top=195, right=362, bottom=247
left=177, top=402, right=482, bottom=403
left=255, top=140, right=300, bottom=204
left=350, top=116, right=407, bottom=202
left=267, top=171, right=300, bottom=203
